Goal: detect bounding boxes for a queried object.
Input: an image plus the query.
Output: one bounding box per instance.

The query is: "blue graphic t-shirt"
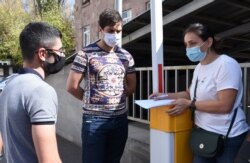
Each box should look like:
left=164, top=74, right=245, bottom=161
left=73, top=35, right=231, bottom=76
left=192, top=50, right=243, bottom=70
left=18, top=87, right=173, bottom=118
left=71, top=41, right=135, bottom=116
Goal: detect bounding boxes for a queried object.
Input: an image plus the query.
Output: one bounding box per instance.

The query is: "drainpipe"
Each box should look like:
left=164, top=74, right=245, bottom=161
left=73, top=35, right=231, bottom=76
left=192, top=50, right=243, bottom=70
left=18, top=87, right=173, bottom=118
left=150, top=0, right=164, bottom=94
left=115, top=0, right=123, bottom=47
left=150, top=0, right=169, bottom=163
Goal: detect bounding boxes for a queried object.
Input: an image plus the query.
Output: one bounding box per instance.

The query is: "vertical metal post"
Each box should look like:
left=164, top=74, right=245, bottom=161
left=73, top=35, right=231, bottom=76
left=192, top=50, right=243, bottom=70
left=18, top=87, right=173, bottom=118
left=150, top=1, right=171, bottom=163
left=151, top=0, right=164, bottom=93
left=115, top=0, right=123, bottom=47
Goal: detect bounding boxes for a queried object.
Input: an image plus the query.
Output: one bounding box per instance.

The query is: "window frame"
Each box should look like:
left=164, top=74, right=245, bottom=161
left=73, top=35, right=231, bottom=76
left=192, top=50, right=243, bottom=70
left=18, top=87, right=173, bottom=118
left=146, top=1, right=150, bottom=10
left=82, top=25, right=90, bottom=47
left=122, top=9, right=132, bottom=24
left=82, top=0, right=90, bottom=7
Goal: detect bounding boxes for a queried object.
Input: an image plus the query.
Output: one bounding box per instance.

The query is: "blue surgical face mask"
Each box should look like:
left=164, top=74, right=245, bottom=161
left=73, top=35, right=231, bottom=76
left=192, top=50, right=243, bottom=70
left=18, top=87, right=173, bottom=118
left=103, top=32, right=121, bottom=47
left=186, top=43, right=207, bottom=62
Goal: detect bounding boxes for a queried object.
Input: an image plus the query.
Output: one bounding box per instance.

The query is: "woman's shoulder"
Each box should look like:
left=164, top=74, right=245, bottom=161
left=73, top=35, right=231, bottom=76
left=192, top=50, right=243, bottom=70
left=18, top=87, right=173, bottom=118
left=217, top=54, right=239, bottom=66
left=219, top=54, right=237, bottom=62
left=217, top=54, right=241, bottom=73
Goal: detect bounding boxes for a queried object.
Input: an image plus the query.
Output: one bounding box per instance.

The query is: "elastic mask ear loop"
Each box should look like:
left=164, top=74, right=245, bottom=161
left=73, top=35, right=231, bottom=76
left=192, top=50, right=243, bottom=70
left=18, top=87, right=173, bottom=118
left=199, top=41, right=206, bottom=49
left=199, top=41, right=208, bottom=55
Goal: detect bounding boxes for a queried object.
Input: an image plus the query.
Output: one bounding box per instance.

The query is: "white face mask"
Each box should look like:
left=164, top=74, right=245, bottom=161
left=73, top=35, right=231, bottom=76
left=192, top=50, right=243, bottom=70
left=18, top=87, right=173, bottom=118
left=103, top=32, right=121, bottom=47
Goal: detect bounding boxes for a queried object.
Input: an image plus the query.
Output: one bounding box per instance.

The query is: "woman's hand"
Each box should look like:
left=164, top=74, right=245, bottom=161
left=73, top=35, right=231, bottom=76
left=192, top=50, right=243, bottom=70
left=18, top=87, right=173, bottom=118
left=148, top=93, right=168, bottom=100
left=166, top=98, right=191, bottom=116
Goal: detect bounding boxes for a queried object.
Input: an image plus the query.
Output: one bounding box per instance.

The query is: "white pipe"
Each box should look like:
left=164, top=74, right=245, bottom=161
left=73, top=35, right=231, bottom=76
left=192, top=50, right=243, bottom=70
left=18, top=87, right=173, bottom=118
left=115, top=0, right=123, bottom=47
left=150, top=0, right=164, bottom=93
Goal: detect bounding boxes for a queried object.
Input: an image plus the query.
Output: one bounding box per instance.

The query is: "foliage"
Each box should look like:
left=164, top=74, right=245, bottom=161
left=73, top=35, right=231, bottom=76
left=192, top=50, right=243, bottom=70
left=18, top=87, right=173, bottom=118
left=40, top=1, right=75, bottom=56
left=33, top=0, right=63, bottom=17
left=0, top=0, right=34, bottom=65
left=0, top=0, right=75, bottom=66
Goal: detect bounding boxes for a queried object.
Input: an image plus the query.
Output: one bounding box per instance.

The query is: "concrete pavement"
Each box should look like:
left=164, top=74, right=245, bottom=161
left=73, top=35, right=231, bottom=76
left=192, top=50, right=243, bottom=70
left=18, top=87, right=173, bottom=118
left=0, top=122, right=150, bottom=163
left=0, top=135, right=82, bottom=163
left=57, top=135, right=82, bottom=163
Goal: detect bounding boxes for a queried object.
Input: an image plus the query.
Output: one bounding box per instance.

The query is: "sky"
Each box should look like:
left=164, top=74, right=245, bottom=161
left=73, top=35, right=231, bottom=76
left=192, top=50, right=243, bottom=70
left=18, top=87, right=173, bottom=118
left=69, top=0, right=75, bottom=8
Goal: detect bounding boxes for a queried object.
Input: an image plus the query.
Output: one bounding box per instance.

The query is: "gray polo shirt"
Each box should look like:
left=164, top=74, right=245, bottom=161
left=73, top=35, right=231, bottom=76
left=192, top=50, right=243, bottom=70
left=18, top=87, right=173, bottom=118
left=0, top=73, right=58, bottom=163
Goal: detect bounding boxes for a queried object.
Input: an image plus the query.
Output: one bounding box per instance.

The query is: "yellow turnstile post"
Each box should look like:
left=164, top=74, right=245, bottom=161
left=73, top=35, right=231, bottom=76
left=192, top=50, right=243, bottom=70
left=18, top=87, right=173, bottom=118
left=150, top=106, right=193, bottom=163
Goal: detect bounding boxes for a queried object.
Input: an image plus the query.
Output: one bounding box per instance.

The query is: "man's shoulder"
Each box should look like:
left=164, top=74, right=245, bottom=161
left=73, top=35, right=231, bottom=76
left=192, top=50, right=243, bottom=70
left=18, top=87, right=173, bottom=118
left=15, top=74, right=55, bottom=95
left=116, top=46, right=131, bottom=55
left=0, top=73, right=18, bottom=92
left=116, top=47, right=135, bottom=62
left=83, top=42, right=101, bottom=53
left=74, top=42, right=102, bottom=59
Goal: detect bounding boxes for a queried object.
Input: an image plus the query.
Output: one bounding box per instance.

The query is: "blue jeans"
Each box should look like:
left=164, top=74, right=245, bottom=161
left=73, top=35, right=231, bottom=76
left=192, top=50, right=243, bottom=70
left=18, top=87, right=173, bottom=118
left=193, top=131, right=248, bottom=163
left=81, top=114, right=128, bottom=163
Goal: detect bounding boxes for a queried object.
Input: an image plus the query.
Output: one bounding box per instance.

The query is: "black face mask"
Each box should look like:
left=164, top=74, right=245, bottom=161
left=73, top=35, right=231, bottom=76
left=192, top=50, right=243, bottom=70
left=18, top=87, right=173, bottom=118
left=44, top=53, right=65, bottom=74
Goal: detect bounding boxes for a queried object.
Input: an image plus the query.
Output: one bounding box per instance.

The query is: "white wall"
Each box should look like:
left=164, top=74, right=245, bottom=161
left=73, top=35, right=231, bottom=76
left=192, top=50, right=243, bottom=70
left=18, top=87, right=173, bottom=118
left=46, top=64, right=82, bottom=146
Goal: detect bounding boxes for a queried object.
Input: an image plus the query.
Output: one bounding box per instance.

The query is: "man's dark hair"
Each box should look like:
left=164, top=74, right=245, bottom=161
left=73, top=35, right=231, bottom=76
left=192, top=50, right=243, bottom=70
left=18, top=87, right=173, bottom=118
left=19, top=22, right=62, bottom=61
left=98, top=9, right=122, bottom=29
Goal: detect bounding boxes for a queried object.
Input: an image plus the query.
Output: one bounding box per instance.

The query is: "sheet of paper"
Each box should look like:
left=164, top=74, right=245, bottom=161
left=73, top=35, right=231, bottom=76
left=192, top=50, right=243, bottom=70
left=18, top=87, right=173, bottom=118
left=134, top=99, right=174, bottom=109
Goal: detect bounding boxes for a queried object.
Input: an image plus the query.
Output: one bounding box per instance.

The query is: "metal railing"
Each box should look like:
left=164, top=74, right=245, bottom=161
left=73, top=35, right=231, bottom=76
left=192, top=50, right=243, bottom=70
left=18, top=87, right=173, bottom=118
left=128, top=63, right=250, bottom=124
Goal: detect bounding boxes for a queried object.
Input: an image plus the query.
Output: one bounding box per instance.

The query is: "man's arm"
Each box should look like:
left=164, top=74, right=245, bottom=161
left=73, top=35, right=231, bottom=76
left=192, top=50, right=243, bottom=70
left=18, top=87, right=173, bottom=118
left=32, top=125, right=61, bottom=163
left=124, top=73, right=136, bottom=96
left=66, top=70, right=84, bottom=100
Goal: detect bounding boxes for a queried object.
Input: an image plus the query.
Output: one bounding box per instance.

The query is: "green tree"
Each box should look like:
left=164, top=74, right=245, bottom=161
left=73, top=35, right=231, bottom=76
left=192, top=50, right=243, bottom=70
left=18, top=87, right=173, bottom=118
left=0, top=0, right=75, bottom=66
left=33, top=0, right=65, bottom=17
left=0, top=0, right=34, bottom=65
left=40, top=1, right=75, bottom=56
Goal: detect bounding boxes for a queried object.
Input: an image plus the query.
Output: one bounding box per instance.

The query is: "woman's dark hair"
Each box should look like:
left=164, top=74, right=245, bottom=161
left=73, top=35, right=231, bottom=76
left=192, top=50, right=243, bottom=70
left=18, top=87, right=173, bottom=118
left=98, top=8, right=122, bottom=29
left=184, top=23, right=218, bottom=52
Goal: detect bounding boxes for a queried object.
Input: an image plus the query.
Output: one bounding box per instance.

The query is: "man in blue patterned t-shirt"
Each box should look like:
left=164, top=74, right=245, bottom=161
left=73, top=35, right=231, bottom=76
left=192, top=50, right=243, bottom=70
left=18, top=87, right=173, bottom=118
left=66, top=8, right=136, bottom=163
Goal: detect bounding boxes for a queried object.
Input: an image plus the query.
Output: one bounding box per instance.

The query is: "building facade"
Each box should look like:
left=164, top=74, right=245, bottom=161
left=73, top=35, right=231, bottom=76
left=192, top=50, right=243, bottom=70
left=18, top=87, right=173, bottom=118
left=73, top=0, right=149, bottom=51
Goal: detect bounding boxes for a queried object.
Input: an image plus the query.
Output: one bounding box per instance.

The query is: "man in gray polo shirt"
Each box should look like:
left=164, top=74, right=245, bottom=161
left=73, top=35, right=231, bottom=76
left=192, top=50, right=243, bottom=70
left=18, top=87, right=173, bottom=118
left=0, top=22, right=65, bottom=163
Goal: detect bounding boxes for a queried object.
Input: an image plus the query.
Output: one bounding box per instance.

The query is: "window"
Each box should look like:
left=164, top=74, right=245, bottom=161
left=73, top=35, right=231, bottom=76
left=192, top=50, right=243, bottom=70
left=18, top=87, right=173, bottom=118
left=82, top=0, right=90, bottom=7
left=114, top=0, right=119, bottom=10
left=122, top=9, right=132, bottom=24
left=146, top=1, right=150, bottom=10
left=82, top=26, right=90, bottom=47
left=146, top=0, right=165, bottom=10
